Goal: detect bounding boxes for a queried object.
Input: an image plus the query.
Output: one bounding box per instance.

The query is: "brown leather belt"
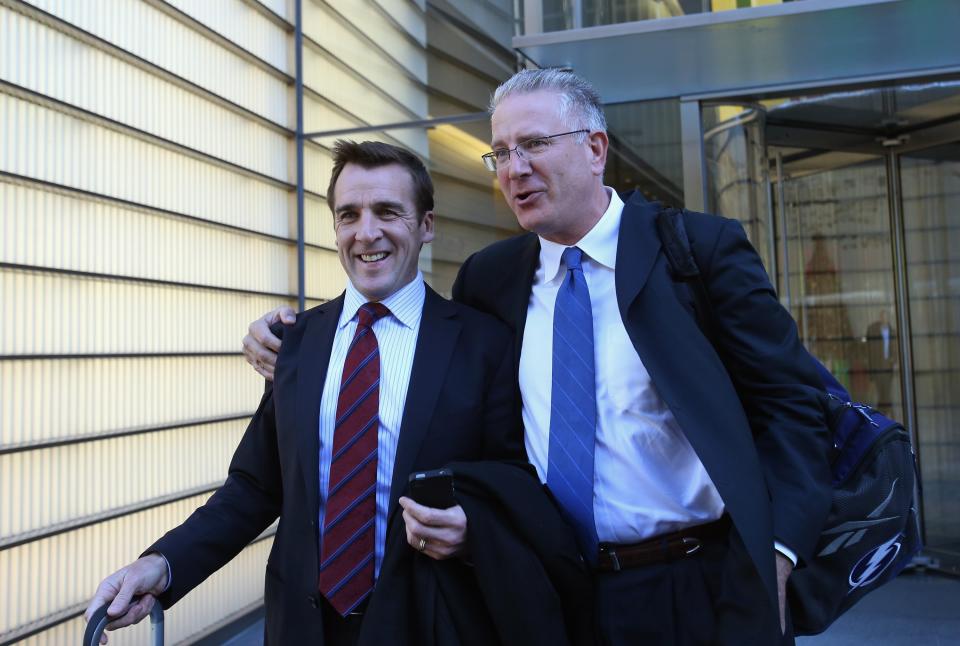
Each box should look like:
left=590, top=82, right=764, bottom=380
left=596, top=515, right=730, bottom=572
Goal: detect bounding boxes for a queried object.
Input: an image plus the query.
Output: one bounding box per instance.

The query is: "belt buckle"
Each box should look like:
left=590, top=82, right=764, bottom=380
left=681, top=537, right=702, bottom=556
left=600, top=546, right=622, bottom=572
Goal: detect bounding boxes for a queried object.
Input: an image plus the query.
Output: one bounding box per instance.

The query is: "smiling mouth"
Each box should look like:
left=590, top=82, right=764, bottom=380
left=360, top=252, right=389, bottom=263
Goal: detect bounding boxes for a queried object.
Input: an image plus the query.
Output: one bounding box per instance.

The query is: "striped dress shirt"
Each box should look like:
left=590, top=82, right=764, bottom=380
left=318, top=274, right=424, bottom=577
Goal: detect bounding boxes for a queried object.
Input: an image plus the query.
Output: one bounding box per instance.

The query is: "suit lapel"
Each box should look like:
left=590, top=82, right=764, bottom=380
left=387, top=286, right=461, bottom=520
left=615, top=191, right=663, bottom=322
left=295, top=295, right=342, bottom=525
left=505, top=234, right=539, bottom=368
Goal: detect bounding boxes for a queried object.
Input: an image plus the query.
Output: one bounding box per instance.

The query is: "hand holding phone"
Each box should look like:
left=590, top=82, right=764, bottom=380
left=407, top=468, right=456, bottom=509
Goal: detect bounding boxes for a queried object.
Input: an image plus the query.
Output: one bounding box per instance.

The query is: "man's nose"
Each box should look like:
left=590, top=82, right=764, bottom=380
left=354, top=212, right=382, bottom=242
left=507, top=148, right=533, bottom=179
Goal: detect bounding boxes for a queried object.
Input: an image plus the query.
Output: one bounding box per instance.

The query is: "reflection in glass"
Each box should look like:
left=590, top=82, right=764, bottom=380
left=605, top=100, right=684, bottom=206
left=540, top=0, right=809, bottom=32
left=702, top=80, right=960, bottom=569
left=900, top=147, right=960, bottom=559
left=702, top=104, right=773, bottom=269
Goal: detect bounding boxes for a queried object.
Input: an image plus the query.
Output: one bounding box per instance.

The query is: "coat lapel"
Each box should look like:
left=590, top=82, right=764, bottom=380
left=614, top=191, right=663, bottom=322
left=295, top=295, right=342, bottom=526
left=387, top=286, right=461, bottom=520
left=504, top=234, right=539, bottom=368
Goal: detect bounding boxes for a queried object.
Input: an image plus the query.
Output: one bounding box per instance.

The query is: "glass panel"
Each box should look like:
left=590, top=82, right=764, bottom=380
left=605, top=99, right=685, bottom=206
left=776, top=156, right=900, bottom=414
left=703, top=79, right=960, bottom=571
left=539, top=0, right=810, bottom=32
left=900, top=145, right=960, bottom=564
left=702, top=104, right=774, bottom=269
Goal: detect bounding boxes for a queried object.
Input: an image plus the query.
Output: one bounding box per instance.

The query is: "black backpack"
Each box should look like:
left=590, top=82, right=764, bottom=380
left=656, top=206, right=922, bottom=635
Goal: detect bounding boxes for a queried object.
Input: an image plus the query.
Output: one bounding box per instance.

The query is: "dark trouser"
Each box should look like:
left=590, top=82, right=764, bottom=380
left=594, top=523, right=793, bottom=646
left=320, top=597, right=366, bottom=646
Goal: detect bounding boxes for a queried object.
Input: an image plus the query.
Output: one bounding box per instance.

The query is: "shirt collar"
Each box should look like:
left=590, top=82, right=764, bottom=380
left=537, top=187, right=624, bottom=284
left=340, top=272, right=425, bottom=330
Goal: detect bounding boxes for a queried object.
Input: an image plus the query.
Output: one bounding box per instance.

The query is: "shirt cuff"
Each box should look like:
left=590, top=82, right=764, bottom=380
left=774, top=541, right=797, bottom=567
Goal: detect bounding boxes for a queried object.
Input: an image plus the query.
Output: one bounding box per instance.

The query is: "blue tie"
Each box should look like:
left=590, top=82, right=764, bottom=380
left=548, top=246, right=598, bottom=562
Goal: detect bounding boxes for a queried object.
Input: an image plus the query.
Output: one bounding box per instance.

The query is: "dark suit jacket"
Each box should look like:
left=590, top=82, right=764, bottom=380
left=151, top=285, right=524, bottom=644
left=452, top=192, right=832, bottom=613
left=360, top=461, right=594, bottom=646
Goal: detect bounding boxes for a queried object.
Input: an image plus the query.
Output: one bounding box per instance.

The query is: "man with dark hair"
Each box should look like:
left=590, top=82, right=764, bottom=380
left=325, top=140, right=435, bottom=219
left=245, top=69, right=832, bottom=645
left=85, top=140, right=529, bottom=645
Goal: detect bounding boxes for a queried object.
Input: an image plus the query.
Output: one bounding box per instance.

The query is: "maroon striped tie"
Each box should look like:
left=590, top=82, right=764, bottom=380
left=318, top=302, right=390, bottom=616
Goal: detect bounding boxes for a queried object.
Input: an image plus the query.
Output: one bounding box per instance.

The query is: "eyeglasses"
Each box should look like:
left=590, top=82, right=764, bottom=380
left=481, top=130, right=589, bottom=172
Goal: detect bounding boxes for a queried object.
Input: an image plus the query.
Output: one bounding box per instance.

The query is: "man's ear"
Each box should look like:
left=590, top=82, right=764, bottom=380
left=420, top=210, right=435, bottom=243
left=588, top=130, right=609, bottom=177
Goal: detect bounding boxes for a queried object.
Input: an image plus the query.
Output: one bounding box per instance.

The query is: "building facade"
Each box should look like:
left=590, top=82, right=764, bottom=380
left=0, top=0, right=518, bottom=643
left=2, top=0, right=958, bottom=643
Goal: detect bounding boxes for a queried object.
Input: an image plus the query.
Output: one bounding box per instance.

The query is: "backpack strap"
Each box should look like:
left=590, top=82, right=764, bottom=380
left=655, top=207, right=717, bottom=346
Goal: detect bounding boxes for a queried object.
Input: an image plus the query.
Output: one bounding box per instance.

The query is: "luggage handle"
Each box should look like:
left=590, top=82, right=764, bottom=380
left=83, top=601, right=164, bottom=646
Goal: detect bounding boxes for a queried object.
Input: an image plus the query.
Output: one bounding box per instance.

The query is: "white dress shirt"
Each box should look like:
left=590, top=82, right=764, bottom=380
left=318, top=273, right=424, bottom=577
left=519, top=189, right=725, bottom=544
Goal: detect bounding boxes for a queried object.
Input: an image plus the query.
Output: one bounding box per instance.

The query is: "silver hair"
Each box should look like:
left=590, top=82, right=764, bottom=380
left=489, top=68, right=607, bottom=134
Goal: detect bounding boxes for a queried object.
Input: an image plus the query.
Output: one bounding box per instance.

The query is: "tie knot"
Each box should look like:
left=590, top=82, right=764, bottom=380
left=357, top=302, right=390, bottom=329
left=562, top=246, right=584, bottom=272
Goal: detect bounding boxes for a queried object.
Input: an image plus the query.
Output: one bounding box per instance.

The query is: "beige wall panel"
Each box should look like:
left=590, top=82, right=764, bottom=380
left=0, top=357, right=263, bottom=447
left=428, top=124, right=495, bottom=186
left=302, top=47, right=428, bottom=155
left=442, top=0, right=515, bottom=45
left=425, top=258, right=459, bottom=298
left=304, top=193, right=337, bottom=249
left=432, top=216, right=505, bottom=265
left=0, top=496, right=272, bottom=641
left=16, top=538, right=269, bottom=644
left=433, top=173, right=511, bottom=229
left=0, top=270, right=295, bottom=355
left=1, top=181, right=296, bottom=294
left=367, top=0, right=428, bottom=46
left=303, top=93, right=364, bottom=137
left=0, top=420, right=247, bottom=537
left=303, top=142, right=334, bottom=196
left=0, top=94, right=291, bottom=237
left=302, top=101, right=428, bottom=160
left=303, top=247, right=347, bottom=301
left=258, top=0, right=290, bottom=21
left=0, top=7, right=290, bottom=181
left=426, top=10, right=513, bottom=84
left=164, top=0, right=290, bottom=74
left=429, top=54, right=500, bottom=111
left=307, top=0, right=427, bottom=88
left=22, top=0, right=290, bottom=125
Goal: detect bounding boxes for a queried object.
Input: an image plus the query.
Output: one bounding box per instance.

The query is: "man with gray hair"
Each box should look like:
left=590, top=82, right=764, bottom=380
left=245, top=68, right=832, bottom=645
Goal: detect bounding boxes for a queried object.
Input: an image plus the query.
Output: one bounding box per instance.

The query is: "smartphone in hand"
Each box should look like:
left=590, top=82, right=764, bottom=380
left=408, top=468, right=456, bottom=509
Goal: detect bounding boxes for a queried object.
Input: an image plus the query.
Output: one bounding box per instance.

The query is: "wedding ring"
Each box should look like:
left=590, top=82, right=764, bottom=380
left=417, top=536, right=427, bottom=552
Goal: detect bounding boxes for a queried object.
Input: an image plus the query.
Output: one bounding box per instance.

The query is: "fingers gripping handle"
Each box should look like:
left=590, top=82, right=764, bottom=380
left=83, top=602, right=164, bottom=646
